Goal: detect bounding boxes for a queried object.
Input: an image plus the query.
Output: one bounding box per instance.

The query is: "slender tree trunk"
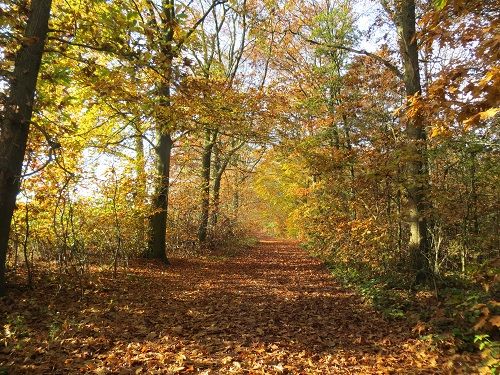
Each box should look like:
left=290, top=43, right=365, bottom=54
left=395, top=0, right=431, bottom=284
left=211, top=143, right=222, bottom=227
left=342, top=114, right=356, bottom=219
left=328, top=87, right=340, bottom=149
left=397, top=186, right=403, bottom=257
left=470, top=151, right=479, bottom=235
left=211, top=152, right=233, bottom=228
left=210, top=140, right=244, bottom=229
left=211, top=173, right=222, bottom=227
left=198, top=130, right=216, bottom=244
left=232, top=167, right=242, bottom=220
left=134, top=130, right=146, bottom=188
left=134, top=128, right=147, bottom=247
left=0, top=0, right=52, bottom=294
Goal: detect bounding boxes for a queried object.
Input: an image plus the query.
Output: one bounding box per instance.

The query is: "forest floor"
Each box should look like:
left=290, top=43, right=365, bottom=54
left=0, top=239, right=481, bottom=374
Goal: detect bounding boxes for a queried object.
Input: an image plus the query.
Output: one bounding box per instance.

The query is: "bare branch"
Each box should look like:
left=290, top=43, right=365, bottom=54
left=176, top=0, right=229, bottom=49
left=288, top=29, right=404, bottom=79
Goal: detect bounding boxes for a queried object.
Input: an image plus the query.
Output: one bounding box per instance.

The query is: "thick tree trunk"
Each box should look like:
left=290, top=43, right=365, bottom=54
left=198, top=130, right=216, bottom=244
left=146, top=0, right=175, bottom=262
left=396, top=0, right=431, bottom=284
left=147, top=130, right=172, bottom=262
left=0, top=0, right=52, bottom=294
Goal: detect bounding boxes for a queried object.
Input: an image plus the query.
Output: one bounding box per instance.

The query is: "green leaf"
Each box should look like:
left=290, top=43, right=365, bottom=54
left=126, top=11, right=139, bottom=21
left=433, top=0, right=447, bottom=10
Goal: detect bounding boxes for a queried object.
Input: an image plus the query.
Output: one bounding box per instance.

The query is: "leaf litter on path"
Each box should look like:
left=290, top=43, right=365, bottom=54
left=0, top=240, right=479, bottom=373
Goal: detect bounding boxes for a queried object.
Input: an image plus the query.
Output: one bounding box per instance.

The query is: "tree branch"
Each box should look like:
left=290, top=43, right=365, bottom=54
left=47, top=36, right=137, bottom=59
left=288, top=29, right=404, bottom=79
left=176, top=0, right=228, bottom=49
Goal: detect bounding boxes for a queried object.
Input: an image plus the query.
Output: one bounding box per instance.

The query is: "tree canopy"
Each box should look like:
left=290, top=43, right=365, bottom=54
left=0, top=0, right=498, bottom=372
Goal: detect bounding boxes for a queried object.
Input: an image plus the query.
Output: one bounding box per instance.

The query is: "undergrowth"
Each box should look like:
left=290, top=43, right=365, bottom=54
left=321, top=259, right=499, bottom=372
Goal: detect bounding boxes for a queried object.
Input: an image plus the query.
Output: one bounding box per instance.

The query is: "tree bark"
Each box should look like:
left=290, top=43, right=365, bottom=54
left=211, top=142, right=222, bottom=227
left=0, top=0, right=52, bottom=294
left=146, top=0, right=225, bottom=257
left=327, top=86, right=340, bottom=149
left=198, top=130, right=216, bottom=244
left=210, top=140, right=245, bottom=229
left=146, top=0, right=175, bottom=262
left=134, top=127, right=147, bottom=248
left=210, top=148, right=232, bottom=228
left=395, top=0, right=431, bottom=284
left=147, top=125, right=172, bottom=262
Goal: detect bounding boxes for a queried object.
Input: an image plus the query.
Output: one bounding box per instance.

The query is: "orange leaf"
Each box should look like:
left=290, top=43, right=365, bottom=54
left=489, top=315, right=500, bottom=328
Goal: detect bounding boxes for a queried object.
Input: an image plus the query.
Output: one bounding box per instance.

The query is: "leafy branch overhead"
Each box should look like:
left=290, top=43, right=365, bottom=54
left=0, top=0, right=497, bottom=373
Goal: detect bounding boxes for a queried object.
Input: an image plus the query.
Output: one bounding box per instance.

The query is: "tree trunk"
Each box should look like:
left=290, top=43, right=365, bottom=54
left=146, top=0, right=175, bottom=262
left=470, top=151, right=479, bottom=235
left=134, top=128, right=147, bottom=248
left=147, top=131, right=172, bottom=262
left=211, top=143, right=222, bottom=227
left=198, top=130, right=216, bottom=244
left=211, top=150, right=233, bottom=228
left=342, top=113, right=356, bottom=219
left=232, top=168, right=241, bottom=219
left=210, top=140, right=244, bottom=229
left=395, top=0, right=431, bottom=284
left=327, top=86, right=340, bottom=149
left=0, top=0, right=52, bottom=294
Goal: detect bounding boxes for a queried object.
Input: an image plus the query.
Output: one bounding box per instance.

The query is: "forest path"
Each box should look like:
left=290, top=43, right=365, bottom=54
left=1, top=240, right=476, bottom=373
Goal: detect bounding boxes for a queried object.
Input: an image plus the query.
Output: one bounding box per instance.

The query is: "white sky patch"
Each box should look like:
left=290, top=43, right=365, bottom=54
left=352, top=0, right=390, bottom=52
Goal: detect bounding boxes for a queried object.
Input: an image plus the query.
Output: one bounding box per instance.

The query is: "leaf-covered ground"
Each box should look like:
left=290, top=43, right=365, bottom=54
left=1, top=240, right=480, bottom=374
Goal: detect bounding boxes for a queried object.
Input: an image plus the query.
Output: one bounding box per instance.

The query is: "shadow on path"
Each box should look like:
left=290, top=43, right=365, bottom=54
left=0, top=240, right=477, bottom=373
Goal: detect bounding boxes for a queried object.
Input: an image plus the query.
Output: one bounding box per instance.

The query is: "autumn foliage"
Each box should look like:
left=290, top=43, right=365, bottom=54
left=0, top=0, right=498, bottom=372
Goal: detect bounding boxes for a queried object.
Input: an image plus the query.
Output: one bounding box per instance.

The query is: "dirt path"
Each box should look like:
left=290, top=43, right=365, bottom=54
left=0, top=240, right=477, bottom=373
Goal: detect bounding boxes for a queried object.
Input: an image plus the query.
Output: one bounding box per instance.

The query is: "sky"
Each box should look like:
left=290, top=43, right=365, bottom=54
left=352, top=0, right=392, bottom=53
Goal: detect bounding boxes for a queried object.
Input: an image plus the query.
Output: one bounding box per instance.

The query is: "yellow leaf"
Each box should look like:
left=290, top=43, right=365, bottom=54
left=479, top=70, right=497, bottom=86
left=173, top=24, right=182, bottom=40
left=430, top=127, right=441, bottom=138
left=463, top=113, right=480, bottom=128
left=479, top=107, right=499, bottom=120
